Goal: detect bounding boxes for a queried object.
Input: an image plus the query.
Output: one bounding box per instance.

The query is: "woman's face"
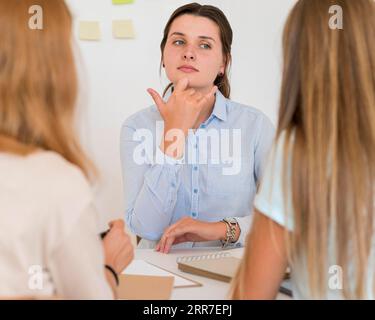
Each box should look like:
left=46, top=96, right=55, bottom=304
left=163, top=14, right=226, bottom=93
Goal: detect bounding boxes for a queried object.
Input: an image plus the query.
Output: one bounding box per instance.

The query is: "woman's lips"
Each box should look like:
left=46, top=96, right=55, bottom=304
left=178, top=66, right=199, bottom=73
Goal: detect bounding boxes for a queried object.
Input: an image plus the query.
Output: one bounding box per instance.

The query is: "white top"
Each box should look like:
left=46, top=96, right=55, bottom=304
left=0, top=151, right=113, bottom=299
left=254, top=134, right=375, bottom=299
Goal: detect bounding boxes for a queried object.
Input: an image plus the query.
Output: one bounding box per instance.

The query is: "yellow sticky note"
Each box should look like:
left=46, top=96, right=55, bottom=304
left=112, top=0, right=134, bottom=4
left=113, top=20, right=135, bottom=39
left=79, top=21, right=101, bottom=41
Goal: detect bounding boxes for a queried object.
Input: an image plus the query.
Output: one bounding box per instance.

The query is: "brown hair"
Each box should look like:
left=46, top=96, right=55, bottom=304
left=0, top=0, right=96, bottom=179
left=160, top=2, right=233, bottom=98
left=233, top=0, right=375, bottom=299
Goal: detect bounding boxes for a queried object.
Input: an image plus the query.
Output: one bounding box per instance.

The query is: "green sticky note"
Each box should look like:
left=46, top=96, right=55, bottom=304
left=112, top=0, right=134, bottom=4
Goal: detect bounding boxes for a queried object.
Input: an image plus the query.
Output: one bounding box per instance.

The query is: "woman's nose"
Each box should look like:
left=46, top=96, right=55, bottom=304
left=183, top=48, right=196, bottom=61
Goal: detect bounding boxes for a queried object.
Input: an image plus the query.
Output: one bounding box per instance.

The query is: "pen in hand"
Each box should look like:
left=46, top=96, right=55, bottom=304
left=100, top=229, right=109, bottom=240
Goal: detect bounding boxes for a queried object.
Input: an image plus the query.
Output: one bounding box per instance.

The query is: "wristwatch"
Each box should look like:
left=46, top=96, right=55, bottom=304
left=221, top=217, right=238, bottom=248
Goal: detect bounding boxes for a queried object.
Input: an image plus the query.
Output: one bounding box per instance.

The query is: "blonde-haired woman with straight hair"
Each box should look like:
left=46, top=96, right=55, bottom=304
left=0, top=0, right=133, bottom=299
left=231, top=0, right=375, bottom=299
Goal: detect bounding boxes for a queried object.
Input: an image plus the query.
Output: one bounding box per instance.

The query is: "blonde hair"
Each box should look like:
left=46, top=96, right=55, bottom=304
left=233, top=0, right=375, bottom=299
left=0, top=0, right=95, bottom=179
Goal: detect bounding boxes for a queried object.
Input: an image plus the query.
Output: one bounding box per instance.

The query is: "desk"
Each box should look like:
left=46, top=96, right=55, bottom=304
left=135, top=247, right=291, bottom=300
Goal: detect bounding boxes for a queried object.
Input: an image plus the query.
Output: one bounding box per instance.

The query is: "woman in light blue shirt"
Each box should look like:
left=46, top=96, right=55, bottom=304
left=120, top=3, right=274, bottom=252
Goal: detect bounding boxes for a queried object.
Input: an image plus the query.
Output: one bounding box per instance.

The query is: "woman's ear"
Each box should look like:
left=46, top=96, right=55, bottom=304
left=219, top=55, right=229, bottom=75
left=222, top=54, right=231, bottom=72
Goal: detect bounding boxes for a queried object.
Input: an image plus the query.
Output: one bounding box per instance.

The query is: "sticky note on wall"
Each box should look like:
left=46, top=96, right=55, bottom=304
left=113, top=20, right=135, bottom=39
left=79, top=21, right=101, bottom=41
left=112, top=0, right=134, bottom=4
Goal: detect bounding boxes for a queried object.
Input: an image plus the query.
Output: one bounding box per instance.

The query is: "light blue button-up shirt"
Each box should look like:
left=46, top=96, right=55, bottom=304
left=120, top=91, right=275, bottom=248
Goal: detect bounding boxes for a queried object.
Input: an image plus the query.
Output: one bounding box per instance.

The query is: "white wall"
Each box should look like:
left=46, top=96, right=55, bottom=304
left=64, top=0, right=296, bottom=229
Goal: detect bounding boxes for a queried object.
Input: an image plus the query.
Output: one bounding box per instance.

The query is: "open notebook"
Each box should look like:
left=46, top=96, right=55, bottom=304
left=177, top=252, right=292, bottom=297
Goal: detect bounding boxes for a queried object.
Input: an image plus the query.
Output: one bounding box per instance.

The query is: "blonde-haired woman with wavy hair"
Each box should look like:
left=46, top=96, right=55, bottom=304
left=231, top=0, right=375, bottom=299
left=0, top=0, right=133, bottom=299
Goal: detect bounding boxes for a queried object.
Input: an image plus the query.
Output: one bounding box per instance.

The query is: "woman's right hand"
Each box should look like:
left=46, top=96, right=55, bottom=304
left=102, top=219, right=134, bottom=274
left=147, top=78, right=217, bottom=158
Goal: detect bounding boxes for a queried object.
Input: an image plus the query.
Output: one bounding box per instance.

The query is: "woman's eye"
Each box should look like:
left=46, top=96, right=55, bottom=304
left=173, top=40, right=185, bottom=46
left=200, top=43, right=211, bottom=49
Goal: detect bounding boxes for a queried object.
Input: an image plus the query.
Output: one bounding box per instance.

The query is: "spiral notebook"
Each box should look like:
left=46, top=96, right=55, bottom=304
left=177, top=252, right=292, bottom=297
left=177, top=252, right=239, bottom=282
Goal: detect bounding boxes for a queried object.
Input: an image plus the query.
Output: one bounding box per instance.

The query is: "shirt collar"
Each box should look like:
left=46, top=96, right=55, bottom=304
left=211, top=90, right=228, bottom=122
left=163, top=87, right=228, bottom=122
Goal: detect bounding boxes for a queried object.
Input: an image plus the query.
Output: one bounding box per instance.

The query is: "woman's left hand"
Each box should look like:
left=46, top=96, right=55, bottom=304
left=155, top=217, right=227, bottom=254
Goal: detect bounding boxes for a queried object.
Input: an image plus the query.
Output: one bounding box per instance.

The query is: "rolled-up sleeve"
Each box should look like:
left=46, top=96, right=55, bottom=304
left=120, top=123, right=184, bottom=241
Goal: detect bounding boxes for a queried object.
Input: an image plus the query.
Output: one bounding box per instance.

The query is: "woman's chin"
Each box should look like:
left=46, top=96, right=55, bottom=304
left=171, top=77, right=205, bottom=89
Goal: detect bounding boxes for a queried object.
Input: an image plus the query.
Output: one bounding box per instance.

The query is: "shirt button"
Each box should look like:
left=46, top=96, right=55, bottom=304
left=171, top=183, right=176, bottom=188
left=193, top=189, right=198, bottom=194
left=195, top=144, right=198, bottom=149
left=192, top=212, right=197, bottom=218
left=194, top=166, right=198, bottom=171
left=236, top=243, right=241, bottom=248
